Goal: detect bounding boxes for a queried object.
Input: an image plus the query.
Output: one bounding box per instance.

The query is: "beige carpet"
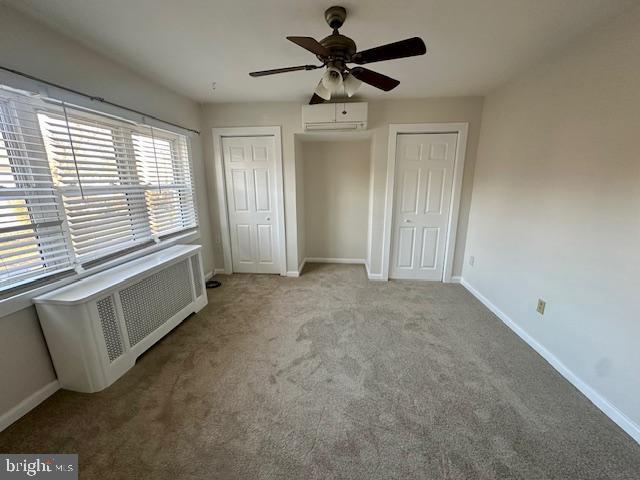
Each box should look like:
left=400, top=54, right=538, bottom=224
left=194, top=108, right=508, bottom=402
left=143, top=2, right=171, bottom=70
left=1, top=263, right=639, bottom=479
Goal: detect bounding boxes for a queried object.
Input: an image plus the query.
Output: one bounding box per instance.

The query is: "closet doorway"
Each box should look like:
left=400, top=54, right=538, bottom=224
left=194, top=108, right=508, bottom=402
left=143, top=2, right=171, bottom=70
left=212, top=127, right=286, bottom=275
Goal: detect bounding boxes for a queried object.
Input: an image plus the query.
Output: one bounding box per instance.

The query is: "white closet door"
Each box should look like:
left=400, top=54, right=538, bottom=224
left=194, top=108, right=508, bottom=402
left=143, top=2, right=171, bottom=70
left=390, top=133, right=457, bottom=280
left=222, top=136, right=280, bottom=274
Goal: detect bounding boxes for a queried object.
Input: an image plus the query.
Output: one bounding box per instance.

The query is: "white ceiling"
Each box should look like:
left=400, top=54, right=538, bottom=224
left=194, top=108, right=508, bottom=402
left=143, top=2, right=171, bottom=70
left=5, top=0, right=634, bottom=103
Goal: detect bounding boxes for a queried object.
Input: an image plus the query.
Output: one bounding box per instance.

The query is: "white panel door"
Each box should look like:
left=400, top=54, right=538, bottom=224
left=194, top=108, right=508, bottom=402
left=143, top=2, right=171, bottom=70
left=222, top=136, right=280, bottom=274
left=389, top=133, right=457, bottom=280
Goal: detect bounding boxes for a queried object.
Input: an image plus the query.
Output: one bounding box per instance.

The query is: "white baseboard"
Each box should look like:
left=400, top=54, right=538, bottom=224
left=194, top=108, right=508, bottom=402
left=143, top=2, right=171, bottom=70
left=460, top=278, right=640, bottom=445
left=213, top=268, right=226, bottom=275
left=290, top=258, right=381, bottom=279
left=204, top=271, right=213, bottom=281
left=367, top=275, right=386, bottom=281
left=286, top=258, right=307, bottom=277
left=0, top=380, right=59, bottom=432
left=450, top=275, right=462, bottom=283
left=364, top=261, right=387, bottom=281
left=305, top=257, right=366, bottom=265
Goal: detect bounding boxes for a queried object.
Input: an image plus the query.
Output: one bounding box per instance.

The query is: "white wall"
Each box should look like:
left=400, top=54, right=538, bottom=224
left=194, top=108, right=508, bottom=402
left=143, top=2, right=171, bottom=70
left=200, top=102, right=301, bottom=272
left=0, top=6, right=214, bottom=273
left=366, top=98, right=484, bottom=277
left=294, top=136, right=306, bottom=270
left=0, top=307, right=56, bottom=417
left=201, top=97, right=483, bottom=276
left=463, top=6, right=640, bottom=437
left=0, top=5, right=213, bottom=427
left=302, top=140, right=371, bottom=260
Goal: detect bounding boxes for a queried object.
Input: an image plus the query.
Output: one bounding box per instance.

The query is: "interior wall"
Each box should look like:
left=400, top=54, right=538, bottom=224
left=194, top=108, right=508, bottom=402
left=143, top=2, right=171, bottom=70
left=294, top=136, right=306, bottom=269
left=365, top=141, right=376, bottom=270
left=302, top=140, right=371, bottom=261
left=0, top=7, right=213, bottom=275
left=200, top=102, right=302, bottom=272
left=366, top=98, right=484, bottom=277
left=0, top=5, right=213, bottom=426
left=463, top=5, right=640, bottom=434
left=200, top=97, right=483, bottom=277
left=0, top=307, right=56, bottom=417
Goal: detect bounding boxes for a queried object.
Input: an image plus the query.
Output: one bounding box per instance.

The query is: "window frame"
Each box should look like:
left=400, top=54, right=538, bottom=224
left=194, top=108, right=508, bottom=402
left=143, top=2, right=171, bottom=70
left=0, top=98, right=75, bottom=289
left=0, top=86, right=200, bottom=311
left=37, top=108, right=156, bottom=264
left=130, top=126, right=197, bottom=239
left=2, top=228, right=200, bottom=314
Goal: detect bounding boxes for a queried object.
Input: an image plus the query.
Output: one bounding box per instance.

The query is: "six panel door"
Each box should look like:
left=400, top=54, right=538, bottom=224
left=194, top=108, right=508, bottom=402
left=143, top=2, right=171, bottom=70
left=222, top=136, right=280, bottom=274
left=389, top=133, right=457, bottom=280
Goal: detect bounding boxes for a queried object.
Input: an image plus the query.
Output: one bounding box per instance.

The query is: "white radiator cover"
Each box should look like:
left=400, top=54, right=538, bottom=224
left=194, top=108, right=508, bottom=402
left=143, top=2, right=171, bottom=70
left=34, top=245, right=207, bottom=393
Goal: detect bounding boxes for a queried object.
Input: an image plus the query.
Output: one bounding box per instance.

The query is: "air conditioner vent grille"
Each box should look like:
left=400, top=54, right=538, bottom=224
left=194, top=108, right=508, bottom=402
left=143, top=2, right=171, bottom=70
left=120, top=260, right=192, bottom=346
left=96, top=296, right=124, bottom=362
left=190, top=255, right=203, bottom=298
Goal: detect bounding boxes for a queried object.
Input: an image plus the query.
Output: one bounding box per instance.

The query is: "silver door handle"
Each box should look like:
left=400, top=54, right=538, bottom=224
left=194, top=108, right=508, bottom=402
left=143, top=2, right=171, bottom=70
left=266, top=217, right=271, bottom=221
left=404, top=219, right=412, bottom=223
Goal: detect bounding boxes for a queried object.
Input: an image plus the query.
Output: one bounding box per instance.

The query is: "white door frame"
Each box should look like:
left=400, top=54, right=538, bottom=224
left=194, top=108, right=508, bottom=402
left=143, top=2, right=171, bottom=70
left=212, top=126, right=286, bottom=276
left=382, top=123, right=468, bottom=282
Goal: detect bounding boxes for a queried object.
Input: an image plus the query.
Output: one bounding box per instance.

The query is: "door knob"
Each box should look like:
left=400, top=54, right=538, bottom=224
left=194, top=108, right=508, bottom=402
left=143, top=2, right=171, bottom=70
left=266, top=217, right=271, bottom=221
left=404, top=219, right=412, bottom=223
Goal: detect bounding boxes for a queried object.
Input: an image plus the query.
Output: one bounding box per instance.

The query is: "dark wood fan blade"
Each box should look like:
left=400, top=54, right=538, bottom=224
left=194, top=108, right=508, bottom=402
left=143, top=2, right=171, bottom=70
left=351, top=37, right=426, bottom=65
left=309, top=93, right=325, bottom=105
left=287, top=36, right=331, bottom=57
left=350, top=67, right=400, bottom=91
left=249, top=65, right=319, bottom=77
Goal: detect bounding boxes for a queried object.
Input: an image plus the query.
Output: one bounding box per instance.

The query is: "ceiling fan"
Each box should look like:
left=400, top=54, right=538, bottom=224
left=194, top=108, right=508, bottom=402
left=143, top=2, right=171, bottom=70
left=249, top=6, right=426, bottom=104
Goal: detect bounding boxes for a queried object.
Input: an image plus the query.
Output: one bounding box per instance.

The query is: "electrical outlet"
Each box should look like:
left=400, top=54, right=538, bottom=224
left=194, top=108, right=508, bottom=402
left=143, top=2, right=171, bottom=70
left=536, top=299, right=546, bottom=315
left=469, top=255, right=475, bottom=266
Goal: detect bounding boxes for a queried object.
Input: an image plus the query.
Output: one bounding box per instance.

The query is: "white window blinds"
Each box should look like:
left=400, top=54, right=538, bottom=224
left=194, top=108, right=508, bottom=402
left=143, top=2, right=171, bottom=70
left=131, top=129, right=197, bottom=237
left=0, top=90, right=73, bottom=290
left=39, top=106, right=154, bottom=263
left=0, top=85, right=198, bottom=294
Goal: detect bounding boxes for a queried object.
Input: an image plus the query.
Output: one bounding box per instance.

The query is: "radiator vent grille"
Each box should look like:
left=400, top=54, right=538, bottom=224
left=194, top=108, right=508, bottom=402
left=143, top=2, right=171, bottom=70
left=191, top=255, right=203, bottom=298
left=120, top=260, right=192, bottom=346
left=96, top=296, right=124, bottom=362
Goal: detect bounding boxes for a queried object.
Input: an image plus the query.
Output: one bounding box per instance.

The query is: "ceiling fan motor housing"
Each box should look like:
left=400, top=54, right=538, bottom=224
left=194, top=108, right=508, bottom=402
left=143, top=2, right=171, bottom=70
left=319, top=34, right=357, bottom=68
left=320, top=6, right=356, bottom=69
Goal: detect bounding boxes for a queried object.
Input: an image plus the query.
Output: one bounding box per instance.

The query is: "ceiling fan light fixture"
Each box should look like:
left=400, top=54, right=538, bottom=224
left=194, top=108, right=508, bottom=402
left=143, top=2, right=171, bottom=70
left=321, top=66, right=343, bottom=93
left=314, top=79, right=332, bottom=100
left=343, top=73, right=362, bottom=97
left=248, top=6, right=427, bottom=105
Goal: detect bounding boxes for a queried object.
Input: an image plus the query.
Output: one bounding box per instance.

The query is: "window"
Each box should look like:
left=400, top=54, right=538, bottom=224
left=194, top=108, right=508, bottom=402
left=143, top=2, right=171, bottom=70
left=0, top=85, right=197, bottom=294
left=0, top=93, right=73, bottom=291
left=131, top=131, right=196, bottom=237
left=38, top=108, right=153, bottom=263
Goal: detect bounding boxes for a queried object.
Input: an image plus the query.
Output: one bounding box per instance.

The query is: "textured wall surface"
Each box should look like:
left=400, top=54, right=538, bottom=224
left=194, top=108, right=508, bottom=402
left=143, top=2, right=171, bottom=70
left=0, top=5, right=213, bottom=424
left=200, top=97, right=483, bottom=276
left=464, top=6, right=640, bottom=428
left=303, top=140, right=371, bottom=260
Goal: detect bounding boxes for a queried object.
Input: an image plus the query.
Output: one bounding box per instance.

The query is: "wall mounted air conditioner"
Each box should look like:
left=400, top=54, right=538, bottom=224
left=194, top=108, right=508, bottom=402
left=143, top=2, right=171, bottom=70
left=302, top=102, right=367, bottom=131
left=34, top=245, right=207, bottom=393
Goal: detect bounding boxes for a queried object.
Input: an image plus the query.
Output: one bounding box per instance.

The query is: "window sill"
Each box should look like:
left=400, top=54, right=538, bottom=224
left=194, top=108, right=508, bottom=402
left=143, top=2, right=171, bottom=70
left=0, top=229, right=201, bottom=318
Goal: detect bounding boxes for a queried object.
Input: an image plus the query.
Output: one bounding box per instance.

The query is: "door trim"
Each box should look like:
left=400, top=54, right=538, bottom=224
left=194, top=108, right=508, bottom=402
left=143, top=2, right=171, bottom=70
left=212, top=126, right=286, bottom=276
left=382, top=123, right=468, bottom=282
